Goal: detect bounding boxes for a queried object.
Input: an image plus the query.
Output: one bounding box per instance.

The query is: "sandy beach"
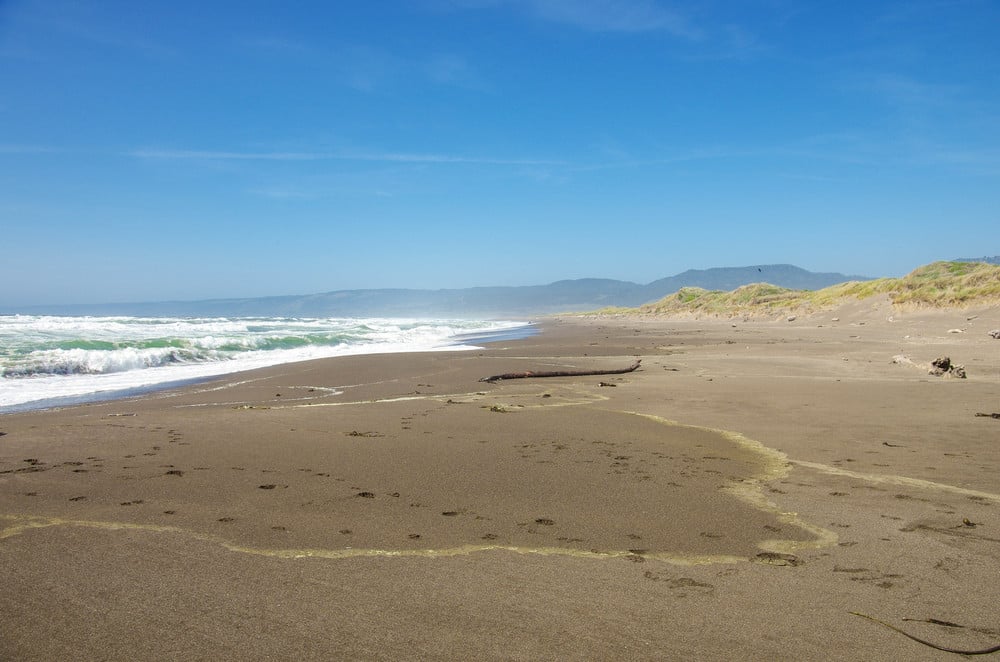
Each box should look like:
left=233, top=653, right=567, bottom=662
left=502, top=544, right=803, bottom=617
left=2, top=301, right=999, bottom=660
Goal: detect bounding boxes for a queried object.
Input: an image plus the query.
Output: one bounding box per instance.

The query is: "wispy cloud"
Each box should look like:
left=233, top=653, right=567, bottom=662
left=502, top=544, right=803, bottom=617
left=856, top=73, right=964, bottom=111
left=440, top=0, right=699, bottom=36
left=128, top=148, right=564, bottom=166
left=354, top=152, right=564, bottom=165
left=422, top=53, right=493, bottom=92
left=569, top=145, right=753, bottom=172
left=246, top=187, right=318, bottom=200
left=681, top=23, right=768, bottom=61
left=129, top=149, right=330, bottom=161
left=236, top=35, right=493, bottom=94
left=15, top=1, right=175, bottom=59
left=0, top=144, right=62, bottom=154
left=521, top=0, right=698, bottom=36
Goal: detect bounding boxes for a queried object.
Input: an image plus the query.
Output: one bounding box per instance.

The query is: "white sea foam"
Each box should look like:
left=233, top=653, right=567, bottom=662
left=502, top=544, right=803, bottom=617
left=0, top=315, right=531, bottom=410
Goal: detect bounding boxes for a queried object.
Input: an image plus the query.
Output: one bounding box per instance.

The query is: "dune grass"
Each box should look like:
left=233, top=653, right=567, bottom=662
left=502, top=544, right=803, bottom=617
left=599, top=261, right=1000, bottom=317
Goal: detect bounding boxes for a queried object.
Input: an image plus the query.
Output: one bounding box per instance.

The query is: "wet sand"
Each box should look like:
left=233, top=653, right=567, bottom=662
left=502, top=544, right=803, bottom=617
left=2, top=300, right=1000, bottom=660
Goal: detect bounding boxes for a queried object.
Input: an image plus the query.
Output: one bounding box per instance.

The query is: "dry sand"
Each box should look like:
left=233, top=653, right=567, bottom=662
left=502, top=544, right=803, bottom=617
left=2, top=300, right=999, bottom=660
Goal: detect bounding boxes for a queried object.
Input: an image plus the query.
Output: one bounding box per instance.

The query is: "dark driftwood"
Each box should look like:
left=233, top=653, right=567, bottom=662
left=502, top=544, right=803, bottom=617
left=850, top=612, right=1000, bottom=656
left=479, top=360, right=641, bottom=383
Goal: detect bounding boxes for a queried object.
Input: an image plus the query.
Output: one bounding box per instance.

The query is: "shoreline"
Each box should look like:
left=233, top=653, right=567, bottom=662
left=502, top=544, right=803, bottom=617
left=0, top=321, right=539, bottom=415
left=3, top=308, right=1000, bottom=659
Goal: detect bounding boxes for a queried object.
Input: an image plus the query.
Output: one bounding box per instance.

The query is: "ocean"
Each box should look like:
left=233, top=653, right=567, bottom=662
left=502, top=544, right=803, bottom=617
left=0, top=315, right=532, bottom=412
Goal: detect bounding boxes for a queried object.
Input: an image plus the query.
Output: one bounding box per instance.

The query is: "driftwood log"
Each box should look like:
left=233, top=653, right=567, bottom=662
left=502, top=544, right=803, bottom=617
left=479, top=360, right=641, bottom=383
left=850, top=611, right=1000, bottom=656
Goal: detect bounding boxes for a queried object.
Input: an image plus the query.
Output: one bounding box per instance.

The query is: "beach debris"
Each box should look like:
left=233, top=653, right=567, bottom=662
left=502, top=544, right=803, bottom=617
left=356, top=491, right=375, bottom=498
left=893, top=355, right=967, bottom=378
left=480, top=360, right=641, bottom=383
left=929, top=357, right=966, bottom=378
left=975, top=412, right=1000, bottom=419
left=345, top=430, right=383, bottom=438
left=753, top=552, right=802, bottom=566
left=786, top=315, right=796, bottom=322
left=903, top=617, right=964, bottom=628
left=947, top=328, right=964, bottom=334
left=164, top=469, right=184, bottom=477
left=488, top=405, right=509, bottom=413
left=849, top=611, right=1000, bottom=656
left=598, top=381, right=617, bottom=387
left=989, top=329, right=1000, bottom=339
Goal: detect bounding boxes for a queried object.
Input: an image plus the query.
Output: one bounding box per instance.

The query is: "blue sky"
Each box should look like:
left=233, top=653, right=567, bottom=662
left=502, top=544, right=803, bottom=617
left=1, top=0, right=998, bottom=306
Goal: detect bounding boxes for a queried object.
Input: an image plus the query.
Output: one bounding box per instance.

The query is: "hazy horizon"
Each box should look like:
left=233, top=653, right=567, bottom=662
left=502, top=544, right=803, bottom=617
left=5, top=261, right=881, bottom=311
left=2, top=1, right=998, bottom=307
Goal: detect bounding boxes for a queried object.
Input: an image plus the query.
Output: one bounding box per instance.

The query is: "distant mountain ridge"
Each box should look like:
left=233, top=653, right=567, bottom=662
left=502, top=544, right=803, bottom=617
left=10, top=264, right=872, bottom=318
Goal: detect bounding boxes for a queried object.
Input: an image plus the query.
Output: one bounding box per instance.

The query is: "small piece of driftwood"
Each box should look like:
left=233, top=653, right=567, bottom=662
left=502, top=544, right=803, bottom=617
left=479, top=360, right=641, bottom=383
left=975, top=412, right=1000, bottom=419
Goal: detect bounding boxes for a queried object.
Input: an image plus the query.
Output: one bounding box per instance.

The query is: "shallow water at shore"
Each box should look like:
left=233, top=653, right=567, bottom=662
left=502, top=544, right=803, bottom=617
left=0, top=316, right=533, bottom=412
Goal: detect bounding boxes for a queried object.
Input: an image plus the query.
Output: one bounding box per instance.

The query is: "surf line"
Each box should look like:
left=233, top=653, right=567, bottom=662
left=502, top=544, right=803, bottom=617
left=0, top=514, right=745, bottom=566
left=790, top=460, right=1000, bottom=503
left=625, top=412, right=838, bottom=554
left=237, top=383, right=612, bottom=411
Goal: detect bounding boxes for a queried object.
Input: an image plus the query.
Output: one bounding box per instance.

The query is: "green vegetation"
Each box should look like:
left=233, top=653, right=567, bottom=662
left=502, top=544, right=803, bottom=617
left=620, top=261, right=1000, bottom=317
